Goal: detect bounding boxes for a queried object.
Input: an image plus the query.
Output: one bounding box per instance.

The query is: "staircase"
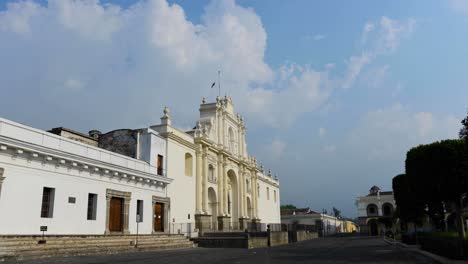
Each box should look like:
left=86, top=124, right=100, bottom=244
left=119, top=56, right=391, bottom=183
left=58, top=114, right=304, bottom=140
left=0, top=234, right=195, bottom=261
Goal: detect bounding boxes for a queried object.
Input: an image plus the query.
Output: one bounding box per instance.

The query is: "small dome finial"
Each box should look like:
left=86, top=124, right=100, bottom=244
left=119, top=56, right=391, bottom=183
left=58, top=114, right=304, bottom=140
left=202, top=97, right=206, bottom=104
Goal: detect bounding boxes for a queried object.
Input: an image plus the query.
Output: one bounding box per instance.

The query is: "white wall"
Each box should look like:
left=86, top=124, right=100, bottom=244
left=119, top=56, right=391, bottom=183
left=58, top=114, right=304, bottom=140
left=256, top=174, right=281, bottom=224
left=0, top=157, right=166, bottom=235
left=165, top=139, right=196, bottom=230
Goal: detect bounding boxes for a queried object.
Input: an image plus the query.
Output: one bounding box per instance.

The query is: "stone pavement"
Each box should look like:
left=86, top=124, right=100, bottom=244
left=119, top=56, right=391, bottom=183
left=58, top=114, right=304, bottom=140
left=4, top=236, right=437, bottom=264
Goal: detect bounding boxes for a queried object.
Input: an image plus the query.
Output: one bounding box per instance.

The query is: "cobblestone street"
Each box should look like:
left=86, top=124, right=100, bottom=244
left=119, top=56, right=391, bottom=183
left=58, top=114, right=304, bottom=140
left=7, top=237, right=437, bottom=264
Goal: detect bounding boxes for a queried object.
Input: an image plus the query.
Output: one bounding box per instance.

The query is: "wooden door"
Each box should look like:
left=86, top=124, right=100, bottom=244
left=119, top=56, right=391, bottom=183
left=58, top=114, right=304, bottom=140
left=154, top=203, right=164, bottom=232
left=109, top=197, right=123, bottom=232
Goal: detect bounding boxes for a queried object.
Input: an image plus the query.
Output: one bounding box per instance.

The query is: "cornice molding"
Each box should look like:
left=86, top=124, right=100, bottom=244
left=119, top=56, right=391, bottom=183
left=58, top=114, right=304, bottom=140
left=0, top=138, right=172, bottom=189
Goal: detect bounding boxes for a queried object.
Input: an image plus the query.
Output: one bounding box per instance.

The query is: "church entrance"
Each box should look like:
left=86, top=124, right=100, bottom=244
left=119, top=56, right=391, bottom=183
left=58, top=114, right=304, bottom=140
left=109, top=197, right=123, bottom=232
left=369, top=220, right=378, bottom=236
left=154, top=203, right=164, bottom=232
left=227, top=170, right=238, bottom=227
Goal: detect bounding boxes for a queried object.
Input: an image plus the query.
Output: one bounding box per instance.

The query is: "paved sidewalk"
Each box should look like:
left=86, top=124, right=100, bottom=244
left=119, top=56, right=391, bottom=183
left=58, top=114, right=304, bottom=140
left=383, top=237, right=467, bottom=264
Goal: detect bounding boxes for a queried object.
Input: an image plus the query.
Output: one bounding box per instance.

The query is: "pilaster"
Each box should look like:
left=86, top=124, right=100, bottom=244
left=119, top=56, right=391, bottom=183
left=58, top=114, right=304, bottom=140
left=0, top=168, right=4, bottom=199
left=223, top=158, right=229, bottom=215
left=217, top=155, right=224, bottom=215
left=201, top=147, right=208, bottom=214
left=238, top=166, right=245, bottom=218
left=195, top=146, right=202, bottom=214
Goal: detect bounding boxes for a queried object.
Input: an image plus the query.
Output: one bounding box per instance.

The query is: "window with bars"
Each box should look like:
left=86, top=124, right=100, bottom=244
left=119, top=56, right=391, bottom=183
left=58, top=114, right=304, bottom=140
left=87, top=193, right=97, bottom=220
left=136, top=200, right=143, bottom=222
left=40, top=187, right=55, bottom=218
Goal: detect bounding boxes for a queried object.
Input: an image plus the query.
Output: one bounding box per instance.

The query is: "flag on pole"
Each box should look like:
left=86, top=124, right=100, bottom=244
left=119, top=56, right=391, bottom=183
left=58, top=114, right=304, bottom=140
left=211, top=82, right=216, bottom=88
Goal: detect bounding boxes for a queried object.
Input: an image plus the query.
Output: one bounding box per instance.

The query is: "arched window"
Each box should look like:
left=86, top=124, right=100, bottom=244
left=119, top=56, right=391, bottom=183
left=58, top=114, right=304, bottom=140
left=367, top=204, right=378, bottom=216
left=208, top=164, right=215, bottom=183
left=382, top=203, right=393, bottom=217
left=267, top=187, right=270, bottom=200
left=185, top=153, right=193, bottom=176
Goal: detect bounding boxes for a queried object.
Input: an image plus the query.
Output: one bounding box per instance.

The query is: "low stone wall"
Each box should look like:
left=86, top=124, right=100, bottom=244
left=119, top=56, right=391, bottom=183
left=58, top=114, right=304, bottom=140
left=196, top=237, right=249, bottom=248
left=248, top=237, right=268, bottom=248
left=269, top=231, right=288, bottom=247
left=296, top=231, right=318, bottom=242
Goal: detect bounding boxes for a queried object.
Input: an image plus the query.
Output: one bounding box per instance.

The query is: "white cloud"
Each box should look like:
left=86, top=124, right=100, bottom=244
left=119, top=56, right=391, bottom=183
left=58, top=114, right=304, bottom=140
left=0, top=1, right=415, bottom=133
left=361, top=22, right=375, bottom=44
left=362, top=64, right=390, bottom=88
left=342, top=52, right=373, bottom=89
left=63, top=78, right=84, bottom=91
left=348, top=103, right=460, bottom=161
left=263, top=138, right=286, bottom=159
left=342, top=16, right=414, bottom=89
left=323, top=145, right=336, bottom=153
left=319, top=127, right=326, bottom=138
left=303, top=34, right=325, bottom=41
left=0, top=1, right=41, bottom=36
left=450, top=0, right=468, bottom=15
left=313, top=34, right=325, bottom=41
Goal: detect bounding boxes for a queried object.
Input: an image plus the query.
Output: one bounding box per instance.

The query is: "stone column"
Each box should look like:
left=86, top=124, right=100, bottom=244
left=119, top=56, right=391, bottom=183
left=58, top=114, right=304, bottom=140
left=0, top=168, right=4, bottom=199
left=201, top=147, right=208, bottom=214
left=217, top=155, right=224, bottom=215
left=223, top=159, right=229, bottom=215
left=242, top=129, right=247, bottom=158
left=238, top=128, right=243, bottom=157
left=123, top=199, right=131, bottom=234
left=222, top=115, right=226, bottom=146
left=105, top=196, right=111, bottom=234
left=218, top=111, right=222, bottom=145
left=195, top=146, right=202, bottom=214
left=239, top=166, right=244, bottom=218
left=252, top=175, right=258, bottom=219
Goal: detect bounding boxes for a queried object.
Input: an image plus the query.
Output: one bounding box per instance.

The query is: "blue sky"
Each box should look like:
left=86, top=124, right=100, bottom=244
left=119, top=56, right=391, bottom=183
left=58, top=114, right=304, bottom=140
left=1, top=0, right=467, bottom=218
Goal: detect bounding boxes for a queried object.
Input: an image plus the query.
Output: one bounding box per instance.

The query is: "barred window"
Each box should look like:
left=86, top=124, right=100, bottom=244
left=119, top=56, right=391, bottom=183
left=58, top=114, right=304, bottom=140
left=136, top=200, right=144, bottom=222
left=40, top=187, right=55, bottom=218
left=87, top=193, right=97, bottom=220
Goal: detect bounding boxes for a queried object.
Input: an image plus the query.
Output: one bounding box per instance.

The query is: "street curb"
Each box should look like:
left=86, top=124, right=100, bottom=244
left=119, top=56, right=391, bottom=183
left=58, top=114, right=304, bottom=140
left=383, top=237, right=466, bottom=264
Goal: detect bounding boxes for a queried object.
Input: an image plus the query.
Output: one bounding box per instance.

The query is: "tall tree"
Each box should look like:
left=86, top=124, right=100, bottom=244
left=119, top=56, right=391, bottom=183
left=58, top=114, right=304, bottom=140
left=332, top=207, right=341, bottom=218
left=392, top=174, right=425, bottom=231
left=460, top=109, right=468, bottom=139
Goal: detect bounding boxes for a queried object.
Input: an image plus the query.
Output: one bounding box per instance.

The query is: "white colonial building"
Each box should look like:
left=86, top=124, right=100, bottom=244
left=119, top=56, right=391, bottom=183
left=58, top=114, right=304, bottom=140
left=0, top=97, right=280, bottom=236
left=356, top=186, right=396, bottom=236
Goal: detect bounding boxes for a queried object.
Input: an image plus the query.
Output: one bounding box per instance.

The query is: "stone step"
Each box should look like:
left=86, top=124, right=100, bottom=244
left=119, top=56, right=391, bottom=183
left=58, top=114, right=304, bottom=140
left=0, top=237, right=186, bottom=246
left=0, top=241, right=193, bottom=254
left=0, top=239, right=195, bottom=251
left=1, top=243, right=195, bottom=261
left=0, top=236, right=189, bottom=246
left=0, top=234, right=184, bottom=241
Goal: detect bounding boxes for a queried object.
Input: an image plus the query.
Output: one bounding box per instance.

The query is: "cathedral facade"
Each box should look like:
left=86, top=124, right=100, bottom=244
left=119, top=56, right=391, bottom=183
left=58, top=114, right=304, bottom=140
left=0, top=97, right=280, bottom=235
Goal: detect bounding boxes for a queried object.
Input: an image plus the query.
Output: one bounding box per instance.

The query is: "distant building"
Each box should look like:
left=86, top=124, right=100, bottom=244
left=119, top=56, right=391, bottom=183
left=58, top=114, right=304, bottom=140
left=280, top=207, right=349, bottom=236
left=356, top=186, right=396, bottom=236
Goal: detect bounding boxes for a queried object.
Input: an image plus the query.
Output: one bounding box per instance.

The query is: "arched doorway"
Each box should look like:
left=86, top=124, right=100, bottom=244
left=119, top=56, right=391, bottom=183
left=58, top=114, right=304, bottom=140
left=246, top=197, right=252, bottom=219
left=368, top=219, right=378, bottom=236
left=208, top=187, right=217, bottom=229
left=227, top=169, right=238, bottom=226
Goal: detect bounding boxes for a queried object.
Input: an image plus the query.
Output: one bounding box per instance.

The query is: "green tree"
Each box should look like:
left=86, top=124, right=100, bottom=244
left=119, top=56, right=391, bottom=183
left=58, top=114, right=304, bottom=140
left=332, top=207, right=341, bottom=218
left=280, top=204, right=297, bottom=209
left=392, top=174, right=425, bottom=232
left=406, top=140, right=467, bottom=245
left=460, top=109, right=468, bottom=139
